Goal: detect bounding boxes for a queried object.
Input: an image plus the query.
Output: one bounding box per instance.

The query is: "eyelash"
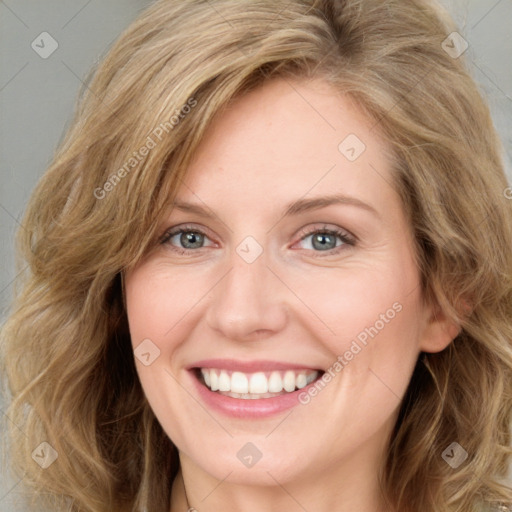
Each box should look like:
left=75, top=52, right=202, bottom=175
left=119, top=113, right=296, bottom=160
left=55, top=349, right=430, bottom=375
left=295, top=225, right=356, bottom=254
left=159, top=224, right=356, bottom=257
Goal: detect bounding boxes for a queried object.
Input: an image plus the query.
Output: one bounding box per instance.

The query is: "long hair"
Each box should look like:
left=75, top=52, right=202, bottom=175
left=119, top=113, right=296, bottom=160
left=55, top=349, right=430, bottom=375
left=1, top=1, right=511, bottom=511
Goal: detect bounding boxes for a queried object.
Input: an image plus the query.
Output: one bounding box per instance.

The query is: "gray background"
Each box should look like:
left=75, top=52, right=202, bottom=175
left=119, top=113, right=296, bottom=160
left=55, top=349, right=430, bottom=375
left=1, top=0, right=511, bottom=510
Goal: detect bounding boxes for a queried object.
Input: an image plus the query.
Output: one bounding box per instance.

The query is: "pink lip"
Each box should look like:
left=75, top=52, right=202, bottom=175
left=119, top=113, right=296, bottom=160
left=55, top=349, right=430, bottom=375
left=187, top=366, right=323, bottom=419
left=187, top=358, right=321, bottom=373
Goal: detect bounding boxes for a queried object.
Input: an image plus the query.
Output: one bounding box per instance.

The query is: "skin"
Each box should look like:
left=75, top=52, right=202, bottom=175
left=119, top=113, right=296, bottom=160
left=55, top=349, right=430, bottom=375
left=124, top=77, right=459, bottom=512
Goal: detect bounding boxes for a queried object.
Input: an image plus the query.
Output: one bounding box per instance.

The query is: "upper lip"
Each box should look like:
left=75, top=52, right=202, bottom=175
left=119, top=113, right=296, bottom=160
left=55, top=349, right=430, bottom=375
left=187, top=359, right=323, bottom=373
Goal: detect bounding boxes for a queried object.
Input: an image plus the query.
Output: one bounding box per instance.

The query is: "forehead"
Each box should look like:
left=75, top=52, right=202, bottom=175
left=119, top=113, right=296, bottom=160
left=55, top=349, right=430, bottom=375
left=174, top=78, right=397, bottom=216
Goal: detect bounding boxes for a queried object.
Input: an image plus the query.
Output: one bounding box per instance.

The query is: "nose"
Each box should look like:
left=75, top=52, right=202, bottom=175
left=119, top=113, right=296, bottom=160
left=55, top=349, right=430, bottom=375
left=205, top=248, right=288, bottom=342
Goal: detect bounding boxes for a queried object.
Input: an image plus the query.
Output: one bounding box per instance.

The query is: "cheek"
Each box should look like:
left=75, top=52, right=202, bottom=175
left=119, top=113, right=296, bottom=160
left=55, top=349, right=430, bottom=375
left=283, top=254, right=425, bottom=421
left=285, top=258, right=422, bottom=358
left=125, top=263, right=212, bottom=346
left=123, top=266, right=207, bottom=441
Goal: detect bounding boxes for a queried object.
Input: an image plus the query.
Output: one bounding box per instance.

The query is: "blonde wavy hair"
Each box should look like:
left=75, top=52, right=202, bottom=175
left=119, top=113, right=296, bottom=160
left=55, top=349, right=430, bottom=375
left=1, top=0, right=511, bottom=511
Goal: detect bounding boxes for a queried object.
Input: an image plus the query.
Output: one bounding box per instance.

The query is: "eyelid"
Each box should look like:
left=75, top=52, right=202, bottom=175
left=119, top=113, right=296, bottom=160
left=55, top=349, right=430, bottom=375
left=160, top=222, right=357, bottom=255
left=294, top=223, right=356, bottom=244
left=289, top=224, right=356, bottom=257
left=159, top=223, right=216, bottom=247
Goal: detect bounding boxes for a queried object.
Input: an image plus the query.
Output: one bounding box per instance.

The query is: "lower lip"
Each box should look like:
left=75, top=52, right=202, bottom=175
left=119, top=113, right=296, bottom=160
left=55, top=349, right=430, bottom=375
left=189, top=370, right=321, bottom=419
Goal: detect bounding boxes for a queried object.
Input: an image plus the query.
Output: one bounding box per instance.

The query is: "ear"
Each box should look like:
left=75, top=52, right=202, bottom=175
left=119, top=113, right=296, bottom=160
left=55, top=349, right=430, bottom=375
left=419, top=299, right=463, bottom=354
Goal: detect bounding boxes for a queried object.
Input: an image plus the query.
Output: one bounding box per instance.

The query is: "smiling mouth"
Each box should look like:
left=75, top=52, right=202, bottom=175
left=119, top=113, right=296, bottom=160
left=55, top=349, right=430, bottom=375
left=194, top=368, right=325, bottom=399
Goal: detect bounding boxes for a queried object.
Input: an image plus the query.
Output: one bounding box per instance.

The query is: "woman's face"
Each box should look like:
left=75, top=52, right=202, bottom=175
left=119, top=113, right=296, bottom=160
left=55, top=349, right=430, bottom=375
left=124, top=78, right=455, bottom=493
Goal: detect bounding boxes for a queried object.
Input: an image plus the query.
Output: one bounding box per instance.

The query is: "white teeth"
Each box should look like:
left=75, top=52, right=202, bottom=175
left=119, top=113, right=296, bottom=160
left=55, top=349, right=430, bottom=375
left=268, top=372, right=283, bottom=393
left=218, top=370, right=230, bottom=392
left=201, top=369, right=211, bottom=388
left=306, top=372, right=316, bottom=384
left=283, top=370, right=296, bottom=392
left=199, top=368, right=320, bottom=397
left=249, top=372, right=268, bottom=394
left=210, top=370, right=219, bottom=391
left=296, top=373, right=307, bottom=389
left=231, top=372, right=249, bottom=394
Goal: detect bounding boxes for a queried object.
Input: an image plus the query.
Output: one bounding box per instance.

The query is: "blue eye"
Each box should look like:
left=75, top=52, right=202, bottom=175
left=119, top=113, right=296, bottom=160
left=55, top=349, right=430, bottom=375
left=160, top=226, right=213, bottom=253
left=173, top=231, right=205, bottom=249
left=160, top=224, right=355, bottom=256
left=296, top=227, right=355, bottom=254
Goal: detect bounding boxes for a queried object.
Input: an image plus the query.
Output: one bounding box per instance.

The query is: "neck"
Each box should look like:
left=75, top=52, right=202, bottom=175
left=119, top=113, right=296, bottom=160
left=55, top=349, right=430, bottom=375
left=170, top=469, right=190, bottom=511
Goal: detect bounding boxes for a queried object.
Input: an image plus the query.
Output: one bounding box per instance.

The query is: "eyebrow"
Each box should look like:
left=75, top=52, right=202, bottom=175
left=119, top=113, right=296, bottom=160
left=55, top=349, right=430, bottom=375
left=172, top=193, right=380, bottom=220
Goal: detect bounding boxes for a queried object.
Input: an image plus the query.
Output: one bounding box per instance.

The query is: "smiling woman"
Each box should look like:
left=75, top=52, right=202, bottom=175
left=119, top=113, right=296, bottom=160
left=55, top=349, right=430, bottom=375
left=1, top=1, right=512, bottom=512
